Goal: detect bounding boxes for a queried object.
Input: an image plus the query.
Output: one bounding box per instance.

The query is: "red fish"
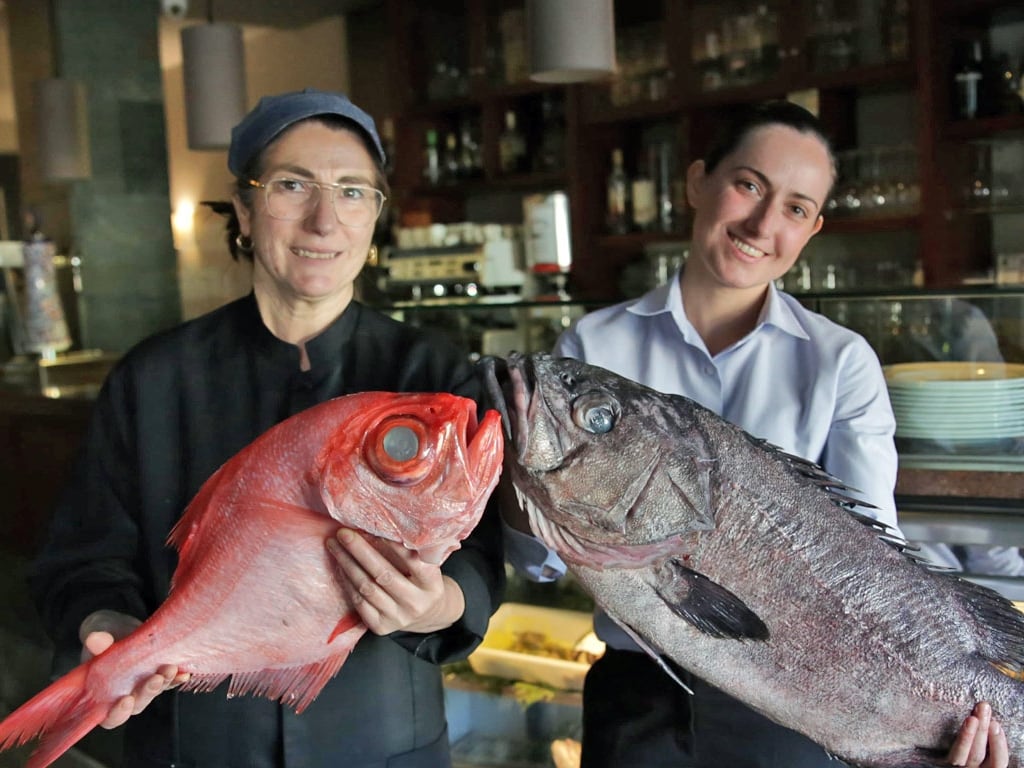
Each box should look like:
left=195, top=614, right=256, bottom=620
left=0, top=391, right=504, bottom=768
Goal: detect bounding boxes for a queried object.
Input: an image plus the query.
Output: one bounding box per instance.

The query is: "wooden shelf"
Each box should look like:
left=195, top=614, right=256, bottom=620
left=821, top=213, right=921, bottom=234
left=374, top=0, right=1024, bottom=295
left=943, top=114, right=1024, bottom=140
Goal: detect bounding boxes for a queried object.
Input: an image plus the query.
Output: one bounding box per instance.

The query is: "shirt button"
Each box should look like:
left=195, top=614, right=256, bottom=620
left=704, top=365, right=715, bottom=376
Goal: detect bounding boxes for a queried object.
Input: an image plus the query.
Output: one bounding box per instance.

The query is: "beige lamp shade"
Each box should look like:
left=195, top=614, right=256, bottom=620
left=527, top=0, right=616, bottom=83
left=34, top=78, right=92, bottom=182
left=181, top=22, right=247, bottom=150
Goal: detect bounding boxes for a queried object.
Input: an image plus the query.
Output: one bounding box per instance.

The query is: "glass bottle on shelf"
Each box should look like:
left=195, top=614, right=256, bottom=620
left=498, top=110, right=527, bottom=174
left=380, top=117, right=396, bottom=177
left=536, top=94, right=566, bottom=173
left=423, top=128, right=440, bottom=185
left=954, top=40, right=985, bottom=120
left=442, top=132, right=460, bottom=182
left=606, top=148, right=631, bottom=235
left=656, top=142, right=675, bottom=234
left=631, top=148, right=657, bottom=232
left=882, top=0, right=910, bottom=62
left=458, top=117, right=482, bottom=179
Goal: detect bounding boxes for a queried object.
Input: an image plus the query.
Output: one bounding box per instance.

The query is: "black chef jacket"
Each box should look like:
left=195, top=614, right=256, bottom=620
left=29, top=293, right=505, bottom=768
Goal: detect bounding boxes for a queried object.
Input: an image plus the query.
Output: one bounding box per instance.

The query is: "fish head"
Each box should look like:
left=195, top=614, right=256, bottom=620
left=316, top=392, right=503, bottom=564
left=482, top=353, right=716, bottom=569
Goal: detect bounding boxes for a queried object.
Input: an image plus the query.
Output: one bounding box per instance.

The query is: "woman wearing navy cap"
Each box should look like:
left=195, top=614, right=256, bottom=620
left=29, top=89, right=505, bottom=768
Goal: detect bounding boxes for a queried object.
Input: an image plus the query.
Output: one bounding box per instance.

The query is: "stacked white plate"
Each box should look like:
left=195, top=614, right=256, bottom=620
left=884, top=362, right=1024, bottom=450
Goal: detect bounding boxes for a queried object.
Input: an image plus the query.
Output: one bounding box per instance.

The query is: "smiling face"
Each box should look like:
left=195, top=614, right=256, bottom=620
left=685, top=124, right=832, bottom=294
left=233, top=120, right=382, bottom=316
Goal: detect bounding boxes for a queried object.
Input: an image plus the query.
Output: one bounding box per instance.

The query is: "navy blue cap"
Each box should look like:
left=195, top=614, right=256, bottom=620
left=227, top=88, right=386, bottom=176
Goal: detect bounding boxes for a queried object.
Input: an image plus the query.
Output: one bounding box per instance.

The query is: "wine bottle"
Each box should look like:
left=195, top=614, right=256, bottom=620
left=631, top=148, right=657, bottom=232
left=423, top=128, right=440, bottom=185
left=498, top=110, right=527, bottom=174
left=606, top=148, right=631, bottom=234
left=955, top=40, right=985, bottom=120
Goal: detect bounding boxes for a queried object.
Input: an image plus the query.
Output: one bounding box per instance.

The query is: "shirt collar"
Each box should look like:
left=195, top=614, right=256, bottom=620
left=760, top=282, right=811, bottom=341
left=241, top=291, right=362, bottom=368
left=625, top=270, right=811, bottom=343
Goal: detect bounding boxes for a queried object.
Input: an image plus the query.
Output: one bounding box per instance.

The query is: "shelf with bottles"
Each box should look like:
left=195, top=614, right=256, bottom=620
left=943, top=135, right=1024, bottom=214
left=493, top=90, right=568, bottom=179
left=802, top=0, right=912, bottom=75
left=395, top=89, right=571, bottom=196
left=826, top=144, right=922, bottom=221
left=942, top=1, right=1024, bottom=127
left=596, top=120, right=691, bottom=238
left=391, top=0, right=475, bottom=109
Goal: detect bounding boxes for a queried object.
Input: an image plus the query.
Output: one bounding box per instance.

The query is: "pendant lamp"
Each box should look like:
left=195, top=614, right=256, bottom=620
left=34, top=78, right=92, bottom=181
left=181, top=19, right=247, bottom=150
left=527, top=0, right=616, bottom=84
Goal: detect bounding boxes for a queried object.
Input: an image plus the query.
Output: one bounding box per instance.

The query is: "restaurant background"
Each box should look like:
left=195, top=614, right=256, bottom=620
left=1, top=2, right=1023, bottom=767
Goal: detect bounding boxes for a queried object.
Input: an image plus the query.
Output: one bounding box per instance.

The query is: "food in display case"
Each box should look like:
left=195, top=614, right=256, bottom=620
left=468, top=603, right=605, bottom=691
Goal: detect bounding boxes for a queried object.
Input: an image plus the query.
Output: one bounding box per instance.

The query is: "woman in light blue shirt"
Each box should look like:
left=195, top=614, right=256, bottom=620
left=505, top=101, right=1007, bottom=768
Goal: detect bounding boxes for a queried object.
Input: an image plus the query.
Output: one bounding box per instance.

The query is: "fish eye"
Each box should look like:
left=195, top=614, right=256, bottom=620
left=382, top=425, right=419, bottom=462
left=364, top=416, right=433, bottom=484
left=571, top=393, right=619, bottom=435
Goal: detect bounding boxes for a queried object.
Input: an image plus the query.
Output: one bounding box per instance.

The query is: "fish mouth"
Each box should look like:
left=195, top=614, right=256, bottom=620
left=479, top=353, right=536, bottom=460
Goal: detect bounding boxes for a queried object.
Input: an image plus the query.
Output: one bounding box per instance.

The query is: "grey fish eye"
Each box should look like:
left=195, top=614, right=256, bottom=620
left=583, top=405, right=615, bottom=434
left=571, top=392, right=619, bottom=435
left=382, top=425, right=419, bottom=461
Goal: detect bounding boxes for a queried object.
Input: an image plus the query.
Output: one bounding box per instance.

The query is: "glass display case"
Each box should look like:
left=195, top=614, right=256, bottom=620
left=808, top=288, right=1024, bottom=596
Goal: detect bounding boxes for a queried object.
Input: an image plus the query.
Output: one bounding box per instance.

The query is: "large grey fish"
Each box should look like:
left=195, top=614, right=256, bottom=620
left=481, top=352, right=1024, bottom=767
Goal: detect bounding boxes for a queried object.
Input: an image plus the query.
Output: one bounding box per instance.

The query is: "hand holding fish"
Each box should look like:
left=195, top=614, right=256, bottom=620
left=78, top=610, right=189, bottom=729
left=948, top=703, right=1009, bottom=768
left=327, top=527, right=466, bottom=635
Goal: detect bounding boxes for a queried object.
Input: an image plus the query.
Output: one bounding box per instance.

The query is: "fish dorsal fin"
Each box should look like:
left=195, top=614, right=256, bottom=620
left=948, top=576, right=1024, bottom=675
left=652, top=558, right=769, bottom=641
left=182, top=651, right=354, bottom=715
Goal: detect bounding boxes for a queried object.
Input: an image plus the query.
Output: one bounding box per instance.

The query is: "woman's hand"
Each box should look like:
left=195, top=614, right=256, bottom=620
left=79, top=609, right=189, bottom=729
left=326, top=528, right=465, bottom=635
left=947, top=702, right=1008, bottom=768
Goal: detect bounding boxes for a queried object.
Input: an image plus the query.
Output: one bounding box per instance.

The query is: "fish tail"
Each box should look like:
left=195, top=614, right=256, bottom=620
left=0, top=662, right=107, bottom=768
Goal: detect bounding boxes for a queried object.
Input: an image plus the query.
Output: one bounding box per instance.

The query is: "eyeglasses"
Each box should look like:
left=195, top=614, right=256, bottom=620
left=247, top=178, right=386, bottom=227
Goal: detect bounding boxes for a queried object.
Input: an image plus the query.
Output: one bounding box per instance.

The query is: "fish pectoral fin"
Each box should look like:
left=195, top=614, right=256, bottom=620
left=603, top=613, right=694, bottom=695
left=654, top=559, right=769, bottom=641
left=327, top=612, right=363, bottom=644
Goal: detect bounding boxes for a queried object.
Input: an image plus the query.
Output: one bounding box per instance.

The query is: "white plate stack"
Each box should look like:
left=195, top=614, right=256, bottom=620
left=884, top=362, right=1024, bottom=454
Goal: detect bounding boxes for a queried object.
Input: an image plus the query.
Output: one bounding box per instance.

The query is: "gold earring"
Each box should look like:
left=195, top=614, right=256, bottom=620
left=367, top=244, right=379, bottom=267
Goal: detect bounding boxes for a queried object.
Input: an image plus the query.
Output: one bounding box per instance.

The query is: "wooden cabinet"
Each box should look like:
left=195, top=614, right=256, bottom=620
left=0, top=390, right=92, bottom=557
left=373, top=0, right=1024, bottom=300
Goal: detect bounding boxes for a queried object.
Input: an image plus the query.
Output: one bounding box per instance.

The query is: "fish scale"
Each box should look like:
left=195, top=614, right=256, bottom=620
left=484, top=352, right=1024, bottom=767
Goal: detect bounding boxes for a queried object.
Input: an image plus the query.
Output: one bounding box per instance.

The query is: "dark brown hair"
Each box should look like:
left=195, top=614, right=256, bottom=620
left=703, top=100, right=837, bottom=201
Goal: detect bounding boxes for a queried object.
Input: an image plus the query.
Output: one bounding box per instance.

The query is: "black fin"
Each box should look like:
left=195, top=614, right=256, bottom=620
left=653, top=559, right=769, bottom=641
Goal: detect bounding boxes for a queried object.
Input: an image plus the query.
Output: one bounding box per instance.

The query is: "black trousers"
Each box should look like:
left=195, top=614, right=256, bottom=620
left=580, top=648, right=837, bottom=768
